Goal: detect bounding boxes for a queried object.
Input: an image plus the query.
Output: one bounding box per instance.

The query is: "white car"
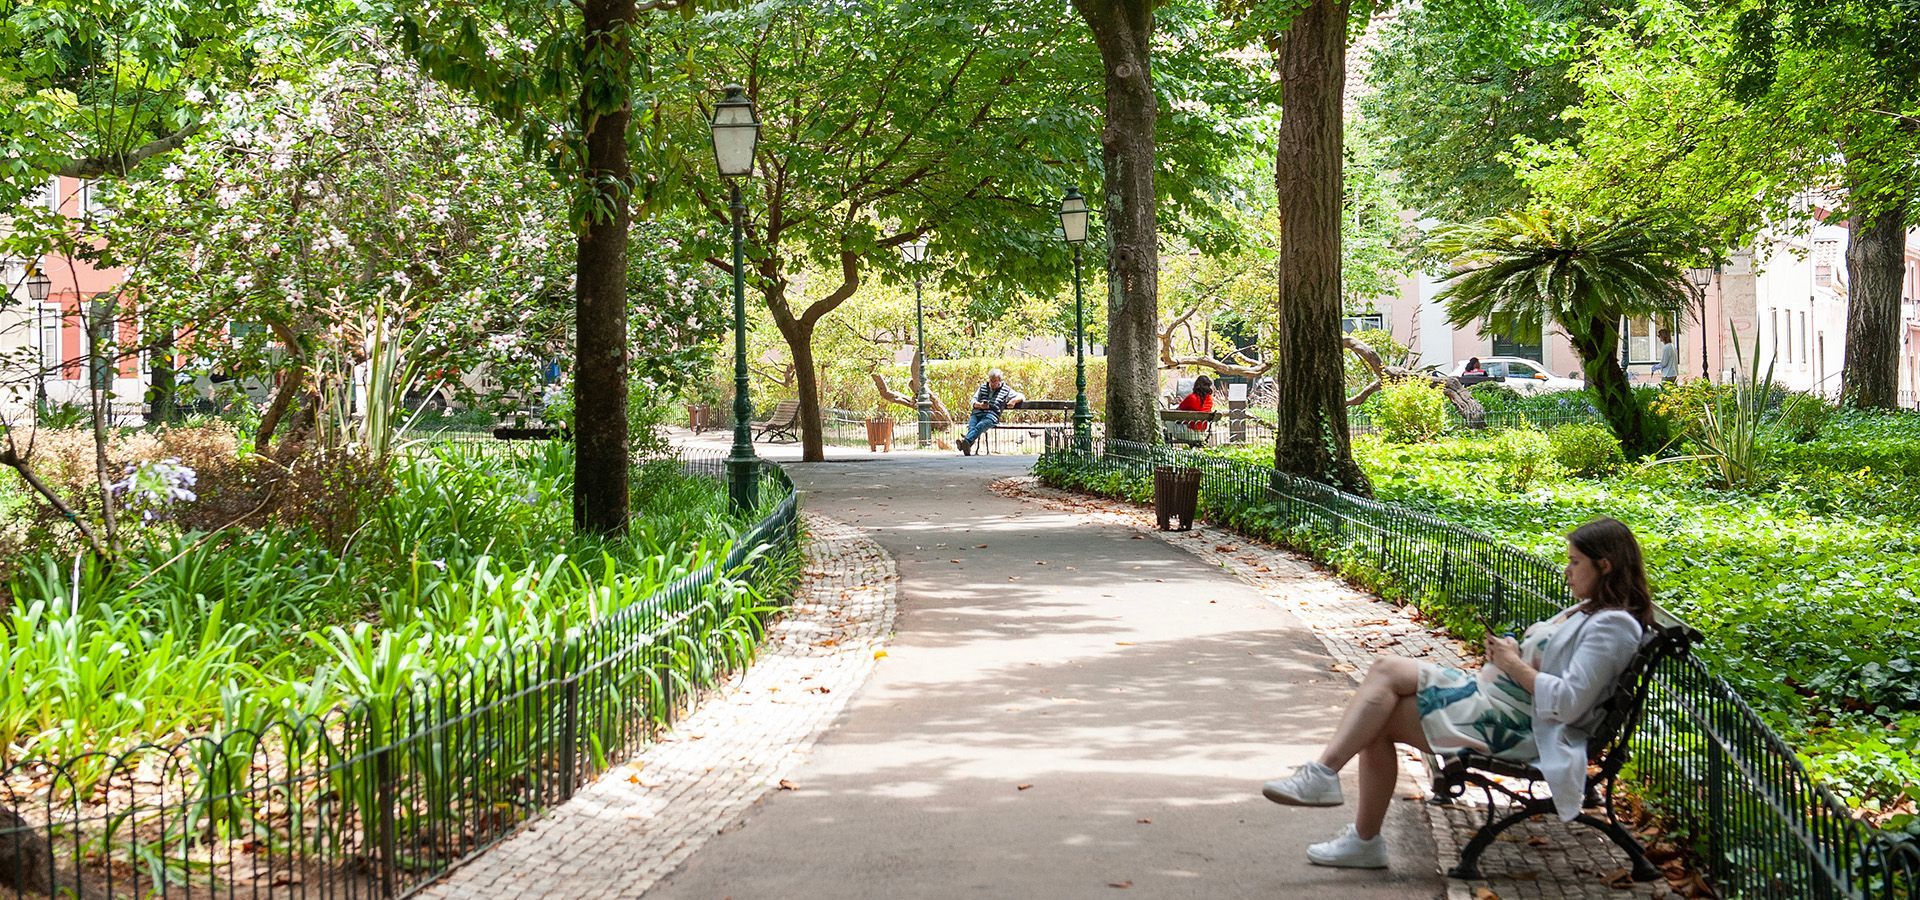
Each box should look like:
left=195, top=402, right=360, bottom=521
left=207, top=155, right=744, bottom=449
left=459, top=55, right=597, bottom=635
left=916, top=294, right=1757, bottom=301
left=1446, top=356, right=1585, bottom=395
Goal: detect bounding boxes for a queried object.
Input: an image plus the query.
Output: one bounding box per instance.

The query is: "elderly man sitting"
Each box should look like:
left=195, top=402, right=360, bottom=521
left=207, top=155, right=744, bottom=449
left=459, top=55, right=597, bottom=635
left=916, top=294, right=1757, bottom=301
left=956, top=369, right=1024, bottom=456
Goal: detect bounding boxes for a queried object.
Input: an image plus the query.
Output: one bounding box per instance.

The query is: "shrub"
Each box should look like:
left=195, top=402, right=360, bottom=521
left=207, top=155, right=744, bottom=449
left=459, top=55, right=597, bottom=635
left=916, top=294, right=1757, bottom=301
left=1467, top=381, right=1522, bottom=410
left=1771, top=391, right=1833, bottom=443
left=1374, top=378, right=1450, bottom=443
left=1548, top=423, right=1624, bottom=476
left=1491, top=427, right=1557, bottom=491
left=1650, top=379, right=1732, bottom=444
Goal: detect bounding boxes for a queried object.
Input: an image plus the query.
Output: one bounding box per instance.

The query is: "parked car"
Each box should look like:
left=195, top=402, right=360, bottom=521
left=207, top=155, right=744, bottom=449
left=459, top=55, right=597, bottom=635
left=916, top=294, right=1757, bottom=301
left=1446, top=356, right=1585, bottom=395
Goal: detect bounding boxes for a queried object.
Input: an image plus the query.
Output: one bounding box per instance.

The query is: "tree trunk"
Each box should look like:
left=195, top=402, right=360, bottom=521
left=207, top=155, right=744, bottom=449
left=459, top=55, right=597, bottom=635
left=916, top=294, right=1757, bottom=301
left=573, top=0, right=636, bottom=535
left=1840, top=200, right=1906, bottom=409
left=778, top=317, right=825, bottom=461
left=255, top=321, right=309, bottom=453
left=1074, top=0, right=1160, bottom=444
left=1568, top=316, right=1663, bottom=458
left=1271, top=0, right=1370, bottom=495
left=148, top=326, right=176, bottom=425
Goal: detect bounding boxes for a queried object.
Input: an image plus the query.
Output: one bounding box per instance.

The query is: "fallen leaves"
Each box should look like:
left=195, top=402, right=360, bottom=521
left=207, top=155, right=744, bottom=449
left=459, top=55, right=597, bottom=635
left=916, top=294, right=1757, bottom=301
left=1016, top=783, right=1033, bottom=791
left=1107, top=880, right=1132, bottom=889
left=1471, top=888, right=1500, bottom=900
left=874, top=649, right=888, bottom=659
left=778, top=779, right=798, bottom=790
left=1135, top=818, right=1151, bottom=824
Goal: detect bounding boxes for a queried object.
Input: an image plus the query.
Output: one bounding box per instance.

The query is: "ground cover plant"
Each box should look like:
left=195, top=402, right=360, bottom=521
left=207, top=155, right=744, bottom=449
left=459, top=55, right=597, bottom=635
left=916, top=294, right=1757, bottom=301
left=0, top=435, right=782, bottom=776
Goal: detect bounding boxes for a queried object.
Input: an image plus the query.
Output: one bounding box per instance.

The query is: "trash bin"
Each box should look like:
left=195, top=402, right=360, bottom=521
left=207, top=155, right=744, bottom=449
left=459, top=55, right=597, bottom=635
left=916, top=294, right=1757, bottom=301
left=1154, top=465, right=1202, bottom=531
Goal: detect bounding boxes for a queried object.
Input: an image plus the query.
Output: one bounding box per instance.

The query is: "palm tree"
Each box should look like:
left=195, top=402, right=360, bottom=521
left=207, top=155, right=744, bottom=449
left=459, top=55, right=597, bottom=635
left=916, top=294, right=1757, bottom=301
left=1427, top=209, right=1695, bottom=458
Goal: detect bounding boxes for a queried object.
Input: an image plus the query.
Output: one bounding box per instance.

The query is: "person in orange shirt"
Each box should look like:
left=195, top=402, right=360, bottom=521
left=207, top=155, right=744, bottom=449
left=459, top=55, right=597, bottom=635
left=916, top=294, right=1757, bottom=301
left=1175, top=375, right=1214, bottom=432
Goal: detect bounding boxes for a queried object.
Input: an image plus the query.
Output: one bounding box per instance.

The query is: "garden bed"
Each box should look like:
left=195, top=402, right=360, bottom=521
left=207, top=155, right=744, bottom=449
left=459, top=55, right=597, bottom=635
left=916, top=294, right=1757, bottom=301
left=0, top=434, right=803, bottom=896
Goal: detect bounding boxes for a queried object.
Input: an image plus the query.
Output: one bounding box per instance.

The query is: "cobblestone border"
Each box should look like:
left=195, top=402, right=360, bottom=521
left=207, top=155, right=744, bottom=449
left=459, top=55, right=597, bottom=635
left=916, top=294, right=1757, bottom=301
left=993, top=476, right=1672, bottom=900
left=419, top=513, right=898, bottom=899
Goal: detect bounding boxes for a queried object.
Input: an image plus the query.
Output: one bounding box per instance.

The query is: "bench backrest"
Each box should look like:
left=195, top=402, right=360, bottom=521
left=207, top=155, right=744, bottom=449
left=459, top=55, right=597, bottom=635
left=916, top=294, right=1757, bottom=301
left=1586, top=623, right=1697, bottom=773
left=761, top=399, right=800, bottom=424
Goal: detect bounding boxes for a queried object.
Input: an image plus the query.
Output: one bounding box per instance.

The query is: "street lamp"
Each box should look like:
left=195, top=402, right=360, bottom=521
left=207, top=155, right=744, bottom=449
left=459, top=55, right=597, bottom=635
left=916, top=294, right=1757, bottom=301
left=1687, top=264, right=1719, bottom=380
left=25, top=265, right=51, bottom=411
left=901, top=235, right=932, bottom=448
left=711, top=84, right=761, bottom=515
left=1059, top=188, right=1091, bottom=452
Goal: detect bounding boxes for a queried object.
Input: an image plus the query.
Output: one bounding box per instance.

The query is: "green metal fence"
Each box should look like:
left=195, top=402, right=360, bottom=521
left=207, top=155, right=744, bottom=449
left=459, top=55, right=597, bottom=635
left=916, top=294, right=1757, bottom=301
left=1041, top=438, right=1918, bottom=899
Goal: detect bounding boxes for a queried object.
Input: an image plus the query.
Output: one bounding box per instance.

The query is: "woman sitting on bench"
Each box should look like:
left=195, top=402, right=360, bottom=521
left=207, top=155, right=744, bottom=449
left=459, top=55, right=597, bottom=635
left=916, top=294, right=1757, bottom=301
left=1174, top=375, right=1214, bottom=432
left=1260, top=517, right=1652, bottom=870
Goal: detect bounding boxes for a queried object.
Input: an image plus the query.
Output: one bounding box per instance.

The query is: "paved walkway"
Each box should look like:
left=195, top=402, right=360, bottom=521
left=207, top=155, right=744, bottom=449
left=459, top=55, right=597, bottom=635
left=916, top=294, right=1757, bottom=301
left=647, top=447, right=1441, bottom=898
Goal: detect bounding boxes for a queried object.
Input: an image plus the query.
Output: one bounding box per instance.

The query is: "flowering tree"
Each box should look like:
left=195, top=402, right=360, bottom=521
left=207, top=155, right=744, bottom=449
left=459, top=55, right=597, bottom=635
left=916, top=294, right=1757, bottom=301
left=102, top=37, right=576, bottom=451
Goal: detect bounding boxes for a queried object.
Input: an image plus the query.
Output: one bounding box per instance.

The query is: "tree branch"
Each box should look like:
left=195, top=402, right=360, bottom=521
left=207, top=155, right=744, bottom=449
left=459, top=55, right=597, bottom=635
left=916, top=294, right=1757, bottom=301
left=55, top=121, right=207, bottom=179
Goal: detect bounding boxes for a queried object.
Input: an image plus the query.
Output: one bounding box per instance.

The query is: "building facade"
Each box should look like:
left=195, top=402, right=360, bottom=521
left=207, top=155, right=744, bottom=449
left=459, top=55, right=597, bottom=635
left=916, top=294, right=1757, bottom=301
left=3, top=175, right=140, bottom=425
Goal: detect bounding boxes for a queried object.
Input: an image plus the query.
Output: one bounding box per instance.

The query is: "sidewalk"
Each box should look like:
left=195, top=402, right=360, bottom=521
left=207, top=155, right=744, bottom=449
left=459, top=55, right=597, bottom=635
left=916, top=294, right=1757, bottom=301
left=647, top=450, right=1442, bottom=898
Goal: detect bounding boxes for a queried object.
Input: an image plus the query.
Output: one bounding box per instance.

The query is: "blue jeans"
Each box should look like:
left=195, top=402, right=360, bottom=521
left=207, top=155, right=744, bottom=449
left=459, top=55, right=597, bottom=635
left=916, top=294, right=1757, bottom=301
left=963, top=409, right=999, bottom=443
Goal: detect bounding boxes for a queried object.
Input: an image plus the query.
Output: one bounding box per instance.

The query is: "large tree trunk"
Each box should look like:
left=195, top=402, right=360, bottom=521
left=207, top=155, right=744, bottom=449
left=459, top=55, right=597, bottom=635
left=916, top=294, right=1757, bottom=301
left=573, top=0, right=635, bottom=535
left=1272, top=0, right=1369, bottom=495
left=1568, top=315, right=1663, bottom=458
left=778, top=317, right=825, bottom=461
left=1074, top=0, right=1159, bottom=444
left=1840, top=200, right=1906, bottom=409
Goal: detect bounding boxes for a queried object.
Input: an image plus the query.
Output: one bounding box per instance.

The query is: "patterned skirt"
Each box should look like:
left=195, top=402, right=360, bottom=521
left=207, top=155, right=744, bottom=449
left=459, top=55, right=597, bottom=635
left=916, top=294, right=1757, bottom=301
left=1416, top=661, right=1537, bottom=763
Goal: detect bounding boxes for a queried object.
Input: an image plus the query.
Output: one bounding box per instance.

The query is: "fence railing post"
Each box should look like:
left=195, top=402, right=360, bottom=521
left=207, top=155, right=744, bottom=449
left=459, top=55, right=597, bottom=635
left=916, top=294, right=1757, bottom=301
left=1707, top=706, right=1726, bottom=883
left=375, top=720, right=398, bottom=898
left=559, top=668, right=580, bottom=802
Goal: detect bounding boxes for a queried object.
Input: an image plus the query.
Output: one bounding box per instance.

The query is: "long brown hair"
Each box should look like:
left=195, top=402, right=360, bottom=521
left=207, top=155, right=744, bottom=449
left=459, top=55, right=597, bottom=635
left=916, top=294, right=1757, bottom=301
left=1568, top=517, right=1654, bottom=628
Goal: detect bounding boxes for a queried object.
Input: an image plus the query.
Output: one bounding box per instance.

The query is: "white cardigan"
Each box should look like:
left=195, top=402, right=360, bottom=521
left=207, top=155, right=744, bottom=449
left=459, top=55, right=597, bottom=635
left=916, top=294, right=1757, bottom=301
left=1529, top=606, right=1648, bottom=820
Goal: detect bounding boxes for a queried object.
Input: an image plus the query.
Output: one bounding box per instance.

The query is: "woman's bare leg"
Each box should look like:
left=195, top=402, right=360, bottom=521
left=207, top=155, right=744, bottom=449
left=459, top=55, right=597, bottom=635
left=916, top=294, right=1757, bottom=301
left=1318, top=655, right=1423, bottom=772
left=1352, top=695, right=1429, bottom=840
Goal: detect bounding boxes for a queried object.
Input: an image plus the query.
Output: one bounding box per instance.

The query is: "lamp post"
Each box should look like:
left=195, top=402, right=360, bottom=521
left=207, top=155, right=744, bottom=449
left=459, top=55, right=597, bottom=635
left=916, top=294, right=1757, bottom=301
left=902, top=236, right=932, bottom=448
left=25, top=265, right=51, bottom=412
left=1059, top=188, right=1091, bottom=451
left=711, top=84, right=761, bottom=515
left=1687, top=264, right=1719, bottom=381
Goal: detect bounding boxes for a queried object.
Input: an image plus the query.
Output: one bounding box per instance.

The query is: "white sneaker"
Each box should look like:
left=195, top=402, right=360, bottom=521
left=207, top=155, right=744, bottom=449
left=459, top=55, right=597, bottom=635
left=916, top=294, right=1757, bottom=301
left=1306, top=824, right=1390, bottom=869
left=1261, top=762, right=1344, bottom=807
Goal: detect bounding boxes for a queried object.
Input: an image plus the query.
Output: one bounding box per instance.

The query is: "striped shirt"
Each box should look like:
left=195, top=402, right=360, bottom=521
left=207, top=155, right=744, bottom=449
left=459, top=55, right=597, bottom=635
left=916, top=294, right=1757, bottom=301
left=973, top=382, right=1020, bottom=412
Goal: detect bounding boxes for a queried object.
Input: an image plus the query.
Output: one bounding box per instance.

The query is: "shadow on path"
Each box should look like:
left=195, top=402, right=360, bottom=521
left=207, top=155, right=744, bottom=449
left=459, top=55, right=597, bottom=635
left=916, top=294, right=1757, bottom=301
left=649, top=452, right=1441, bottom=899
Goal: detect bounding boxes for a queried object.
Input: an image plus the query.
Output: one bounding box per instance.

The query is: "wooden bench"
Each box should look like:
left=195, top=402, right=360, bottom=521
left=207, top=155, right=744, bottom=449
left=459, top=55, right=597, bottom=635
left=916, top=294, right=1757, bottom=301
left=1158, top=409, right=1222, bottom=447
left=754, top=399, right=801, bottom=443
left=974, top=399, right=1075, bottom=455
left=1428, top=623, right=1699, bottom=881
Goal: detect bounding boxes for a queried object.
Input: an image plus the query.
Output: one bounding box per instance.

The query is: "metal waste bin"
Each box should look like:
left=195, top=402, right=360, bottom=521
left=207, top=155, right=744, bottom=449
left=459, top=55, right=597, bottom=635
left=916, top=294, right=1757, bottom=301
left=1153, top=465, right=1202, bottom=531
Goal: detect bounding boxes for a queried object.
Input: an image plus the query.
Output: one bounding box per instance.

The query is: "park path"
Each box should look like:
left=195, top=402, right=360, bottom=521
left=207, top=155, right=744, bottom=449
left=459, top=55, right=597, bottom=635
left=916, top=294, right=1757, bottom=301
left=428, top=442, right=1444, bottom=899
left=648, top=446, right=1441, bottom=898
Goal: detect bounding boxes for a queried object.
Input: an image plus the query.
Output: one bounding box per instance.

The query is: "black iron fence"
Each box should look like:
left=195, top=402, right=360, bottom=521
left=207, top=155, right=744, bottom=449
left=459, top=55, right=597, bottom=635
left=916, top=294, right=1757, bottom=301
left=1039, top=438, right=1918, bottom=899
left=0, top=450, right=801, bottom=898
